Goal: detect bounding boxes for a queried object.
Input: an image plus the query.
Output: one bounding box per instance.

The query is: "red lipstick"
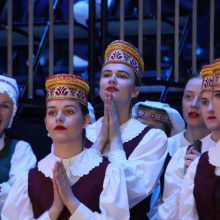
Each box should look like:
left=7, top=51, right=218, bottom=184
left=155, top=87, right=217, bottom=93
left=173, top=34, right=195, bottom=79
left=188, top=112, right=200, bottom=119
left=54, top=125, right=66, bottom=130
left=106, top=86, right=119, bottom=92
left=207, top=116, right=216, bottom=120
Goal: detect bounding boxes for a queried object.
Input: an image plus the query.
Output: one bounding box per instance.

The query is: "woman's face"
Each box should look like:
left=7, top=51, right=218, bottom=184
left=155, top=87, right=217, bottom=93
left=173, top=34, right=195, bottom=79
left=0, top=92, right=13, bottom=136
left=212, top=83, right=220, bottom=123
left=45, top=99, right=89, bottom=144
left=99, top=63, right=140, bottom=106
left=182, top=77, right=205, bottom=128
left=200, top=90, right=220, bottom=132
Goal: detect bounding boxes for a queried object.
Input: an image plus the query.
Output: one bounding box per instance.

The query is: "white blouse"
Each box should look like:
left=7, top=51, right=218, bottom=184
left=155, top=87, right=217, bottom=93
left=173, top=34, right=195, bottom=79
left=86, top=117, right=168, bottom=208
left=0, top=134, right=37, bottom=212
left=1, top=148, right=130, bottom=220
left=158, top=133, right=215, bottom=220
left=178, top=140, right=220, bottom=219
left=167, top=130, right=190, bottom=157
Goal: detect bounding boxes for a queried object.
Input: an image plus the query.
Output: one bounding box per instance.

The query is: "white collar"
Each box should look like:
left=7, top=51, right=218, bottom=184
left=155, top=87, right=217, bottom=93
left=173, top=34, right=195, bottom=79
left=0, top=133, right=5, bottom=151
left=38, top=148, right=103, bottom=179
left=208, top=140, right=220, bottom=167
left=86, top=116, right=147, bottom=143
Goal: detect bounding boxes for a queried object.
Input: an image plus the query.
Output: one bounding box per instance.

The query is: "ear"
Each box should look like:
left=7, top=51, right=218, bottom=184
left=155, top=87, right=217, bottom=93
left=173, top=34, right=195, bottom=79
left=83, top=113, right=90, bottom=128
left=131, top=86, right=140, bottom=98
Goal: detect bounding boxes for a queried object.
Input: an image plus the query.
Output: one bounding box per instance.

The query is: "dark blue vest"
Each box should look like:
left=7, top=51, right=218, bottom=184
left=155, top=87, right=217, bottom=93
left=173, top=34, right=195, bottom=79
left=0, top=137, right=17, bottom=183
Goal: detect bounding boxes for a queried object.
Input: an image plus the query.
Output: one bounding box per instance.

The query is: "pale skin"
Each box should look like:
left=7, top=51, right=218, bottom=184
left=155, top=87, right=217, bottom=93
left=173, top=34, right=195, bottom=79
left=44, top=99, right=89, bottom=219
left=93, top=63, right=140, bottom=153
left=182, top=77, right=210, bottom=144
left=0, top=92, right=13, bottom=137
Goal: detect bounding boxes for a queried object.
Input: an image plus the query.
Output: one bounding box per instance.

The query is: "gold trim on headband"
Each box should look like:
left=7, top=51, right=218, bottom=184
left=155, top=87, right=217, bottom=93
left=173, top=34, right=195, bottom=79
left=45, top=73, right=89, bottom=105
left=211, top=58, right=220, bottom=72
left=200, top=65, right=214, bottom=90
left=104, top=40, right=144, bottom=79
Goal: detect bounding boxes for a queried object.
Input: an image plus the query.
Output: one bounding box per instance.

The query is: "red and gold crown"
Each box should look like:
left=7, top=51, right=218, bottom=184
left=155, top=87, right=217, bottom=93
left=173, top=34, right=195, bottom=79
left=45, top=73, right=90, bottom=105
left=137, top=104, right=171, bottom=124
left=200, top=64, right=214, bottom=90
left=211, top=58, right=220, bottom=72
left=211, top=58, right=220, bottom=86
left=103, top=40, right=144, bottom=80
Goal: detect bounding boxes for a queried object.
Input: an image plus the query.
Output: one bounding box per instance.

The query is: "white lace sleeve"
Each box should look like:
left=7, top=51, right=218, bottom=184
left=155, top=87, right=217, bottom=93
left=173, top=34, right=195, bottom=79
left=177, top=157, right=199, bottom=220
left=158, top=146, right=187, bottom=219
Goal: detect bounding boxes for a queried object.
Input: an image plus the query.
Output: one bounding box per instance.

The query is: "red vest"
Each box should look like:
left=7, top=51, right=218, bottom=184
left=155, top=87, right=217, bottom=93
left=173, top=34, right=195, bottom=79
left=85, top=126, right=152, bottom=220
left=28, top=160, right=109, bottom=219
left=194, top=152, right=220, bottom=220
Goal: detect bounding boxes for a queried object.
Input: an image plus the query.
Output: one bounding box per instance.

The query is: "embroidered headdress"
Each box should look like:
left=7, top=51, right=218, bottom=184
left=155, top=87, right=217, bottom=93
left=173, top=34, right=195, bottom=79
left=132, top=100, right=185, bottom=136
left=211, top=58, right=220, bottom=86
left=45, top=73, right=89, bottom=106
left=0, top=75, right=19, bottom=128
left=200, top=64, right=214, bottom=91
left=103, top=40, right=144, bottom=80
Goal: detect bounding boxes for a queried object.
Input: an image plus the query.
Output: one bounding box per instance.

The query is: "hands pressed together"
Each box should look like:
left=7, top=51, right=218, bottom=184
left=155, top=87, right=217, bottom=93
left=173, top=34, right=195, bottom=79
left=93, top=92, right=123, bottom=153
left=49, top=161, right=80, bottom=220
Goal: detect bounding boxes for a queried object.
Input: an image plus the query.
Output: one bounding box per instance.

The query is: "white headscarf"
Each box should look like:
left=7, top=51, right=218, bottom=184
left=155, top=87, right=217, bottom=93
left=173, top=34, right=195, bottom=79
left=132, top=100, right=185, bottom=136
left=0, top=75, right=19, bottom=128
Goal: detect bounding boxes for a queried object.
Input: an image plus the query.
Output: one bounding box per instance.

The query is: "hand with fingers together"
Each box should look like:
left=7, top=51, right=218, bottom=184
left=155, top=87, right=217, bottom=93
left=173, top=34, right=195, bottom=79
left=91, top=92, right=123, bottom=154
left=184, top=146, right=200, bottom=174
left=50, top=161, right=80, bottom=218
left=105, top=92, right=123, bottom=152
left=48, top=173, right=64, bottom=220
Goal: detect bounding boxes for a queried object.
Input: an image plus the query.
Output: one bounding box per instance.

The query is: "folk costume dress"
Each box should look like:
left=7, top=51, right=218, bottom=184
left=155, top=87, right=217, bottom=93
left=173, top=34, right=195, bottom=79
left=1, top=148, right=129, bottom=220
left=0, top=133, right=36, bottom=212
left=158, top=64, right=216, bottom=220
left=0, top=74, right=37, bottom=213
left=177, top=57, right=220, bottom=220
left=85, top=116, right=167, bottom=219
left=158, top=133, right=215, bottom=220
left=177, top=140, right=220, bottom=220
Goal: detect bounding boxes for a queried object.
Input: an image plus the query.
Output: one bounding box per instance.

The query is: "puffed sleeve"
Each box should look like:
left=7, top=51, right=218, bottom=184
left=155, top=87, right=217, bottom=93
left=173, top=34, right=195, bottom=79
left=70, top=163, right=130, bottom=220
left=10, top=140, right=37, bottom=180
left=109, top=128, right=168, bottom=208
left=158, top=146, right=187, bottom=220
left=1, top=172, right=51, bottom=220
left=177, top=157, right=199, bottom=220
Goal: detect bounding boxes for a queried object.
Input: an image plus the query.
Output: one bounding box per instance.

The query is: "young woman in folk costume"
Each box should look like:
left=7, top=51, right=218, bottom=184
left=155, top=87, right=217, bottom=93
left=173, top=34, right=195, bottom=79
left=158, top=65, right=220, bottom=219
left=177, top=58, right=220, bottom=219
left=85, top=40, right=168, bottom=219
left=1, top=73, right=129, bottom=220
left=0, top=75, right=36, bottom=212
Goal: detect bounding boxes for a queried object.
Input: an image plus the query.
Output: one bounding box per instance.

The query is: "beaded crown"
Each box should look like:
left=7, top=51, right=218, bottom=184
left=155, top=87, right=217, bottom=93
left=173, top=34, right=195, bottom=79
left=103, top=40, right=144, bottom=80
left=211, top=58, right=220, bottom=85
left=45, top=73, right=89, bottom=105
left=200, top=64, right=214, bottom=90
left=211, top=58, right=220, bottom=72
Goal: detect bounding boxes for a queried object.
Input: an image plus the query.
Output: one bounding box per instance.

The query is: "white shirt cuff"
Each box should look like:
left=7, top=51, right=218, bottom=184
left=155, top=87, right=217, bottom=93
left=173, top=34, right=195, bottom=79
left=38, top=211, right=51, bottom=220
left=108, top=149, right=127, bottom=163
left=70, top=203, right=92, bottom=220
